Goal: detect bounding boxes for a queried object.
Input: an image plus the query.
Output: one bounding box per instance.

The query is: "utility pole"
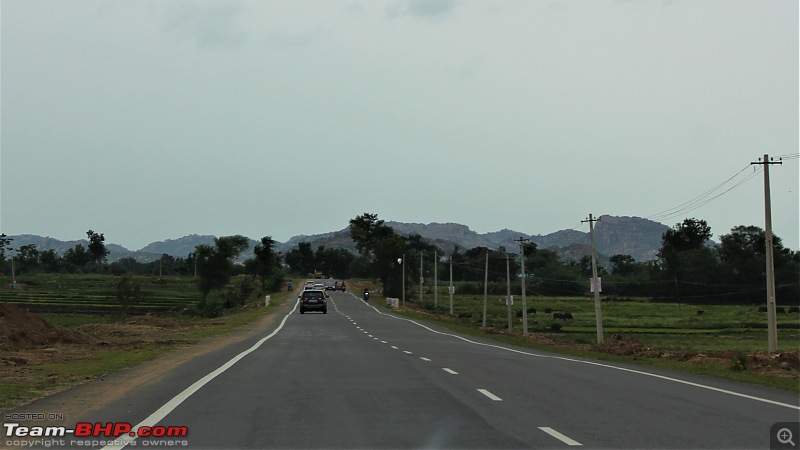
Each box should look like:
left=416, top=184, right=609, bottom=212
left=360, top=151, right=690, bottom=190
left=506, top=252, right=512, bottom=332
left=483, top=249, right=489, bottom=328
left=420, top=253, right=424, bottom=306
left=434, top=251, right=438, bottom=308
left=402, top=253, right=406, bottom=307
left=515, top=237, right=530, bottom=333
left=583, top=214, right=604, bottom=344
left=751, top=154, right=782, bottom=353
left=449, top=256, right=454, bottom=316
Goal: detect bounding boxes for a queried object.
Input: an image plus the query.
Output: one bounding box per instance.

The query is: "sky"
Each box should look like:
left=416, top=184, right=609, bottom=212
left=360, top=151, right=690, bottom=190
left=1, top=0, right=798, bottom=251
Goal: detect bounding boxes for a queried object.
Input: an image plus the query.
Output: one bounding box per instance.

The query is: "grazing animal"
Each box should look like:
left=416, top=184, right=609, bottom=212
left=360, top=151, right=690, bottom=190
left=788, top=306, right=800, bottom=313
left=696, top=310, right=704, bottom=316
left=563, top=312, right=574, bottom=320
left=527, top=307, right=536, bottom=314
left=544, top=307, right=552, bottom=314
left=516, top=310, right=523, bottom=318
left=776, top=307, right=786, bottom=314
left=758, top=305, right=768, bottom=313
left=553, top=312, right=564, bottom=320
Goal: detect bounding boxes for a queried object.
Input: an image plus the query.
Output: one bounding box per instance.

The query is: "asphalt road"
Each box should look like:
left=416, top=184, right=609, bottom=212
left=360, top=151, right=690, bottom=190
left=7, top=291, right=800, bottom=449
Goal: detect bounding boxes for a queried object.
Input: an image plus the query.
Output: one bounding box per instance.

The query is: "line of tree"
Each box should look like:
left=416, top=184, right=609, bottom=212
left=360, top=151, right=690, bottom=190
left=341, top=214, right=799, bottom=305
left=2, top=216, right=798, bottom=307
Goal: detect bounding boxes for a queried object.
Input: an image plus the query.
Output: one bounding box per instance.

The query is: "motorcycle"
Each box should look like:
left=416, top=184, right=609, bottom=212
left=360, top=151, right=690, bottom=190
left=363, top=290, right=370, bottom=302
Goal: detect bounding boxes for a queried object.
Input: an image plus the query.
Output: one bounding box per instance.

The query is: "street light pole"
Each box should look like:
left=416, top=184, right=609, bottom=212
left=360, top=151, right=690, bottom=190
left=402, top=254, right=406, bottom=307
left=449, top=256, right=454, bottom=316
left=420, top=253, right=424, bottom=305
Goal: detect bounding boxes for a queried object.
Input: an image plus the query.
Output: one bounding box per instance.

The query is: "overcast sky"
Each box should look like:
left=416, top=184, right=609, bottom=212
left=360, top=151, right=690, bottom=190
left=2, top=0, right=798, bottom=251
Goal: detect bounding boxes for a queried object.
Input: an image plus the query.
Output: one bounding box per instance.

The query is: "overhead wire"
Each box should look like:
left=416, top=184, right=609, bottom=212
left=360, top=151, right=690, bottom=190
left=646, top=164, right=763, bottom=223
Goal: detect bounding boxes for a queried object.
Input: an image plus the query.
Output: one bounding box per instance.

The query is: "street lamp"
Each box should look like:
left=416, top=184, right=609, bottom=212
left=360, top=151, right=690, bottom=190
left=398, top=256, right=405, bottom=307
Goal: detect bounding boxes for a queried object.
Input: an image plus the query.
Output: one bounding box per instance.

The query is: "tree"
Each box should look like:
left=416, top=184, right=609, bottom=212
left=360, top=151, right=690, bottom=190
left=285, top=242, right=315, bottom=275
left=249, top=236, right=280, bottom=290
left=718, top=225, right=799, bottom=303
left=195, top=235, right=250, bottom=297
left=63, top=244, right=92, bottom=270
left=15, top=244, right=40, bottom=275
left=609, top=254, right=636, bottom=276
left=349, top=213, right=407, bottom=296
left=116, top=275, right=141, bottom=317
left=86, top=230, right=110, bottom=265
left=657, top=218, right=718, bottom=300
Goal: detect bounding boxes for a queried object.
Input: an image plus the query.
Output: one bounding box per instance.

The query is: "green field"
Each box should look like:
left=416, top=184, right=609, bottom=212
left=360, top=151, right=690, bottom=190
left=0, top=274, right=203, bottom=315
left=416, top=291, right=800, bottom=353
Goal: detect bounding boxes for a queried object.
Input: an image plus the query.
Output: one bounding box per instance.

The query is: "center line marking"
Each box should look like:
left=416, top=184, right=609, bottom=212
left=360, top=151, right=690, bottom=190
left=391, top=345, right=399, bottom=349
left=403, top=350, right=413, bottom=354
left=442, top=368, right=458, bottom=375
left=539, top=427, right=582, bottom=446
left=419, top=357, right=431, bottom=361
left=477, top=389, right=502, bottom=401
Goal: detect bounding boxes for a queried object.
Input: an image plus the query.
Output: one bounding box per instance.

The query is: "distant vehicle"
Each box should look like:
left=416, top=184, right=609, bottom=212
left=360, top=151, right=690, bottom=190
left=313, top=282, right=325, bottom=291
left=324, top=280, right=336, bottom=290
left=299, top=290, right=327, bottom=314
left=335, top=280, right=346, bottom=291
left=304, top=280, right=316, bottom=290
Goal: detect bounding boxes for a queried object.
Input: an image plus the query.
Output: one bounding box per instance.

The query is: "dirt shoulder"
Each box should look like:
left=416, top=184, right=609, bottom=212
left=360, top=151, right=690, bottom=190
left=1, top=301, right=291, bottom=416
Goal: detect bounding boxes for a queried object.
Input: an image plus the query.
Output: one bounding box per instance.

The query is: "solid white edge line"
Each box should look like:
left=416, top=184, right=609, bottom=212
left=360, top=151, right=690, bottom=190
left=539, top=427, right=582, bottom=446
left=477, top=388, right=502, bottom=401
left=360, top=298, right=799, bottom=411
left=100, top=299, right=300, bottom=450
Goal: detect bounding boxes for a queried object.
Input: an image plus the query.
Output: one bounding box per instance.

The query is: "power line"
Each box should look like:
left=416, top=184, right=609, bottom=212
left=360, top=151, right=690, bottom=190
left=647, top=165, right=763, bottom=223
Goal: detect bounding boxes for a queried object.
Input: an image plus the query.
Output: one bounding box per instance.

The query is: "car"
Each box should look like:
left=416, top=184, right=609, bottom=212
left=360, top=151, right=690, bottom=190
left=313, top=282, right=325, bottom=290
left=304, top=280, right=316, bottom=290
left=335, top=280, right=346, bottom=291
left=299, top=289, right=327, bottom=314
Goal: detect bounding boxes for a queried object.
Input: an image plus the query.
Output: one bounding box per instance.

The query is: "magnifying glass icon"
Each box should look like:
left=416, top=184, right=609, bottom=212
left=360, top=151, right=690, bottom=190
left=777, top=428, right=796, bottom=446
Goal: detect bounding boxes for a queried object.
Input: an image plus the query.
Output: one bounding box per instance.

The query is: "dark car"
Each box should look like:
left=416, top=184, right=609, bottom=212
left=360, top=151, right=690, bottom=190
left=299, top=289, right=327, bottom=314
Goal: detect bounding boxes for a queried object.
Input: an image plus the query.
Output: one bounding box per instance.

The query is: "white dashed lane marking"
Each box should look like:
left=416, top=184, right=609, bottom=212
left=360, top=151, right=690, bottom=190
left=477, top=389, right=502, bottom=401
left=538, top=427, right=582, bottom=446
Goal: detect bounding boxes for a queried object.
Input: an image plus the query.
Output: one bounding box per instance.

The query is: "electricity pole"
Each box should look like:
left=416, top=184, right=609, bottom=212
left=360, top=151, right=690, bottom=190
left=483, top=249, right=489, bottom=328
left=506, top=252, right=512, bottom=332
left=434, top=251, right=438, bottom=308
left=515, top=237, right=530, bottom=333
left=449, top=256, right=454, bottom=316
left=751, top=154, right=782, bottom=353
left=420, top=253, right=424, bottom=306
left=583, top=214, right=604, bottom=344
left=402, top=253, right=406, bottom=307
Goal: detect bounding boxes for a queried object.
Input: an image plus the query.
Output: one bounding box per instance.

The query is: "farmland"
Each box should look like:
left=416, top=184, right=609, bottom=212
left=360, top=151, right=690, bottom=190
left=412, top=290, right=800, bottom=353
left=0, top=274, right=203, bottom=315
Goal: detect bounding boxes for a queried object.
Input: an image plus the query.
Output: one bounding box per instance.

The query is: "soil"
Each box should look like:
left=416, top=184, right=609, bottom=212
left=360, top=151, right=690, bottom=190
left=1, top=299, right=798, bottom=412
left=0, top=303, right=284, bottom=412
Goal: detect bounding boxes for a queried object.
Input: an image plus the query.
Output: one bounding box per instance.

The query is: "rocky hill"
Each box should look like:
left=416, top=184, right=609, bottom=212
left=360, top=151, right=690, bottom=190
left=6, top=215, right=671, bottom=263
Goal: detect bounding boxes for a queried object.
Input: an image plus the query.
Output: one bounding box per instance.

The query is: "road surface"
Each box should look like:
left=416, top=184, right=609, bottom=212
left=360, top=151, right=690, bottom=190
left=5, top=290, right=799, bottom=449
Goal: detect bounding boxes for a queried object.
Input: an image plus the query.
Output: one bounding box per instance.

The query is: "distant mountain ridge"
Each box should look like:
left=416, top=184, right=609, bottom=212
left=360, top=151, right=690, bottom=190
left=6, top=215, right=670, bottom=263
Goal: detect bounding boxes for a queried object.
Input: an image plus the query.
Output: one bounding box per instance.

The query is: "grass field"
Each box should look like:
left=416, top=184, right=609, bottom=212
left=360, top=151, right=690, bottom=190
left=416, top=292, right=800, bottom=353
left=0, top=273, right=203, bottom=315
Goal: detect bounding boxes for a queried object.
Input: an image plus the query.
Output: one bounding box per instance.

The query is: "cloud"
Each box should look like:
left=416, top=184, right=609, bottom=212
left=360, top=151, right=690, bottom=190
left=162, top=0, right=247, bottom=48
left=387, top=0, right=459, bottom=20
